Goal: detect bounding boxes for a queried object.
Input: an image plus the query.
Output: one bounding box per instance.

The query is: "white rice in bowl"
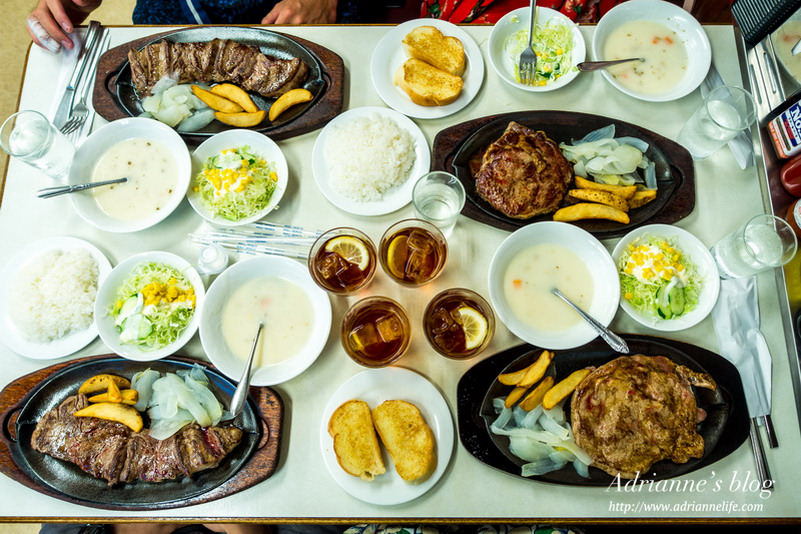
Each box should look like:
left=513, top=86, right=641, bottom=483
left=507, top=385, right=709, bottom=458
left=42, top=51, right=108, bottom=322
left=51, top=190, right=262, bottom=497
left=325, top=114, right=416, bottom=201
left=9, top=249, right=99, bottom=342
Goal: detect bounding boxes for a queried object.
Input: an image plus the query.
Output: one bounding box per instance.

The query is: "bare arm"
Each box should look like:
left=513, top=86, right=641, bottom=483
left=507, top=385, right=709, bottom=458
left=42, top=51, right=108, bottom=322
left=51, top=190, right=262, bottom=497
left=261, top=0, right=337, bottom=24
left=27, top=0, right=102, bottom=51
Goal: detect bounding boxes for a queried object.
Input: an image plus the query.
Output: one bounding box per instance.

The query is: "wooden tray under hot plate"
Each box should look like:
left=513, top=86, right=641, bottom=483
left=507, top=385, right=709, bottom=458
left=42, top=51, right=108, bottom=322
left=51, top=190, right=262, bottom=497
left=0, top=354, right=282, bottom=511
left=93, top=27, right=344, bottom=143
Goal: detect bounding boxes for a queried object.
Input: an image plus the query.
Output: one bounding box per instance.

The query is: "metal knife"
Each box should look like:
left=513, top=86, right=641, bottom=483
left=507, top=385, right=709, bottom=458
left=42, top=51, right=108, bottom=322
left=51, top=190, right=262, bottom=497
left=52, top=21, right=101, bottom=129
left=72, top=29, right=110, bottom=145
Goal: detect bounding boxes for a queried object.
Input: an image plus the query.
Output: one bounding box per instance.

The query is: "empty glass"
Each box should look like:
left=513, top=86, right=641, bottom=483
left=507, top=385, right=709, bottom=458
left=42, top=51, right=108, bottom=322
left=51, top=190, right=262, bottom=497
left=0, top=110, right=75, bottom=179
left=710, top=214, right=798, bottom=279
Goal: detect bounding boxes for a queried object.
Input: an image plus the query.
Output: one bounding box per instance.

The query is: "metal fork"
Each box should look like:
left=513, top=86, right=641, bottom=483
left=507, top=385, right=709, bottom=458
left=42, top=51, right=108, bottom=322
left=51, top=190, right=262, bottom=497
left=518, top=0, right=538, bottom=85
left=60, top=28, right=107, bottom=136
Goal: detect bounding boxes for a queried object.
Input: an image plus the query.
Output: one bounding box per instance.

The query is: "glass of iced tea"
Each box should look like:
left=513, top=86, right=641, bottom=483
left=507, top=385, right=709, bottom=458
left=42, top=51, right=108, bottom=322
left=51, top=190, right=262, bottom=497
left=341, top=296, right=411, bottom=367
left=379, top=219, right=447, bottom=286
left=424, top=288, right=495, bottom=359
left=309, top=227, right=377, bottom=294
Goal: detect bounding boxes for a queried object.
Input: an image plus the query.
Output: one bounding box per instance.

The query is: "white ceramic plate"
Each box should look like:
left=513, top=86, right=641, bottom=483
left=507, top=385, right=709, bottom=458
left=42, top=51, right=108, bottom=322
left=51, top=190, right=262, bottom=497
left=370, top=18, right=484, bottom=119
left=95, top=251, right=204, bottom=361
left=612, top=224, right=720, bottom=331
left=488, top=221, right=620, bottom=350
left=187, top=129, right=289, bottom=226
left=311, top=106, right=430, bottom=216
left=0, top=237, right=111, bottom=360
left=488, top=7, right=586, bottom=92
left=592, top=0, right=711, bottom=102
left=200, top=256, right=331, bottom=386
left=69, top=117, right=192, bottom=233
left=320, top=367, right=454, bottom=505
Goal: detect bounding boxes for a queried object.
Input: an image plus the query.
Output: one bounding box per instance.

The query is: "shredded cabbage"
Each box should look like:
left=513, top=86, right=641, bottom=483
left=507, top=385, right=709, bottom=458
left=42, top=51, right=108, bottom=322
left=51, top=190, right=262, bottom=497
left=505, top=15, right=574, bottom=86
left=193, top=145, right=278, bottom=221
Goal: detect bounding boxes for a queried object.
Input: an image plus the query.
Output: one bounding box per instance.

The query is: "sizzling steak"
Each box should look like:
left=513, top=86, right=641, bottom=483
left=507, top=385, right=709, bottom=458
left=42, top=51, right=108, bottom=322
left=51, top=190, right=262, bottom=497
left=31, top=394, right=243, bottom=485
left=570, top=355, right=716, bottom=479
left=128, top=38, right=309, bottom=98
left=473, top=122, right=573, bottom=218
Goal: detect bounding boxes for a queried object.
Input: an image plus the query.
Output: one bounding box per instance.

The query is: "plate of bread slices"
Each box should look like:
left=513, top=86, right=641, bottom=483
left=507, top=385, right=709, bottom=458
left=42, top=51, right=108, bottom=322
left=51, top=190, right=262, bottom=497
left=321, top=367, right=454, bottom=505
left=371, top=19, right=485, bottom=119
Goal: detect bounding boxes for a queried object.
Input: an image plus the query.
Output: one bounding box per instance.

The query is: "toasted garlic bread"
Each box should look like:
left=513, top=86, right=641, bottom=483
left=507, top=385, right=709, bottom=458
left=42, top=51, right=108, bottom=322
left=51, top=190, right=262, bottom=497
left=394, top=58, right=464, bottom=107
left=402, top=25, right=466, bottom=77
left=372, top=400, right=436, bottom=483
left=328, top=400, right=386, bottom=481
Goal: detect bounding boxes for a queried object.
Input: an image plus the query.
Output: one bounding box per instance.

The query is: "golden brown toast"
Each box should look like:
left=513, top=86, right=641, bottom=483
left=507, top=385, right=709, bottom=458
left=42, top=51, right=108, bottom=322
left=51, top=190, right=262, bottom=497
left=394, top=58, right=464, bottom=107
left=328, top=400, right=386, bottom=481
left=371, top=400, right=436, bottom=483
left=402, top=25, right=466, bottom=77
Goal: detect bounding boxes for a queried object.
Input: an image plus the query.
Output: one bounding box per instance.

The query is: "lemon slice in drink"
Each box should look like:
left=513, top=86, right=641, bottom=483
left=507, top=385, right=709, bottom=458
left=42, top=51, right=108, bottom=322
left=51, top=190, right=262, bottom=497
left=457, top=306, right=488, bottom=350
left=325, top=236, right=370, bottom=270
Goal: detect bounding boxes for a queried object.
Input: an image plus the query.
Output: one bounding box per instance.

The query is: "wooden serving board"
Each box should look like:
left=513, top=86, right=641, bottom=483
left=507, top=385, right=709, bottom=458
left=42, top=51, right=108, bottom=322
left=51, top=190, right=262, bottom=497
left=0, top=354, right=282, bottom=511
left=93, top=28, right=344, bottom=143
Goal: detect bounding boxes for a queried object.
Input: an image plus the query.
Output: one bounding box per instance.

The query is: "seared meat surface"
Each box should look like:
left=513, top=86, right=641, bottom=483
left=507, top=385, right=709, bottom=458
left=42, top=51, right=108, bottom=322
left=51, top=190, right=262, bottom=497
left=31, top=394, right=242, bottom=485
left=570, top=355, right=716, bottom=479
left=473, top=121, right=573, bottom=218
left=128, top=38, right=309, bottom=98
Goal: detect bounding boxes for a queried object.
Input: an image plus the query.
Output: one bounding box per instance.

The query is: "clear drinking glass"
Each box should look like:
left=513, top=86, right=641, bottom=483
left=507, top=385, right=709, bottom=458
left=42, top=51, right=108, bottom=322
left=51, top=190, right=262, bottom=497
left=0, top=110, right=75, bottom=179
left=341, top=296, right=411, bottom=367
left=412, top=171, right=466, bottom=237
left=676, top=85, right=757, bottom=160
left=710, top=214, right=798, bottom=279
left=379, top=219, right=447, bottom=287
left=308, top=227, right=377, bottom=295
left=423, top=288, right=495, bottom=359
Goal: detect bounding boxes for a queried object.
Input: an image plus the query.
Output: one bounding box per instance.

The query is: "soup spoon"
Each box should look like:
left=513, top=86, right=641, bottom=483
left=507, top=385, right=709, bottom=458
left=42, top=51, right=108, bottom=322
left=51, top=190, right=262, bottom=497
left=576, top=57, right=644, bottom=71
left=550, top=287, right=629, bottom=353
left=230, top=321, right=264, bottom=417
left=37, top=177, right=128, bottom=199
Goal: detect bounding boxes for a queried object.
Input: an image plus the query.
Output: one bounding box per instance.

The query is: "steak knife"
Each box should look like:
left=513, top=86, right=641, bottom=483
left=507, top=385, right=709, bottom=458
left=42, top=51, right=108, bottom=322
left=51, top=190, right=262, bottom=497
left=53, top=21, right=101, bottom=129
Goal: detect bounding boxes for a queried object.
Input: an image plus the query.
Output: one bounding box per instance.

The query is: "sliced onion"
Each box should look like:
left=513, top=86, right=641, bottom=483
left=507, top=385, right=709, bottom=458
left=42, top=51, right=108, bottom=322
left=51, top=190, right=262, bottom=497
left=509, top=435, right=553, bottom=462
left=577, top=124, right=615, bottom=144
left=131, top=368, right=159, bottom=412
left=573, top=458, right=590, bottom=478
left=521, top=458, right=567, bottom=477
left=148, top=408, right=194, bottom=440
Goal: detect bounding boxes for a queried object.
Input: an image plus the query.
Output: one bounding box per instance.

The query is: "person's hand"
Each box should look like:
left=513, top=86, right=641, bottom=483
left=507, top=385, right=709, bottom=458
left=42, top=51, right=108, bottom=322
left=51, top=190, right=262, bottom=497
left=261, top=0, right=337, bottom=24
left=27, top=0, right=101, bottom=51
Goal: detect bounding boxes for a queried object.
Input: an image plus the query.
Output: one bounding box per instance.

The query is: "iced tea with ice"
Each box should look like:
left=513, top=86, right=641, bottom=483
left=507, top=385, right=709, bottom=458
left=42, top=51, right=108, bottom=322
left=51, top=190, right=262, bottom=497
left=341, top=297, right=411, bottom=367
left=309, top=227, right=376, bottom=294
left=424, top=288, right=494, bottom=359
left=379, top=219, right=447, bottom=286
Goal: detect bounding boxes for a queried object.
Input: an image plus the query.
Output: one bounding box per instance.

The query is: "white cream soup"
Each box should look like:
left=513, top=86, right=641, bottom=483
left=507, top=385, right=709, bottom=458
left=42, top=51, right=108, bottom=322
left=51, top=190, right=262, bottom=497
left=92, top=138, right=177, bottom=221
left=221, top=277, right=313, bottom=367
left=604, top=20, right=688, bottom=94
left=503, top=244, right=594, bottom=332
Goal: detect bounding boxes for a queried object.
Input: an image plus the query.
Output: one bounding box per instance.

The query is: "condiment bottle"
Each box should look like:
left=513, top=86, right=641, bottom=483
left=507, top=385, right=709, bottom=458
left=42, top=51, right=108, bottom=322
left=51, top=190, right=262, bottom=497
left=781, top=155, right=801, bottom=197
left=197, top=244, right=228, bottom=275
left=768, top=100, right=801, bottom=159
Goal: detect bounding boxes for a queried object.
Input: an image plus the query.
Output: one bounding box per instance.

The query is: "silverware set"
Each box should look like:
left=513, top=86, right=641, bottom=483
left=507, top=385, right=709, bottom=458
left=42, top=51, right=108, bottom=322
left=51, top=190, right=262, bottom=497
left=517, top=0, right=538, bottom=85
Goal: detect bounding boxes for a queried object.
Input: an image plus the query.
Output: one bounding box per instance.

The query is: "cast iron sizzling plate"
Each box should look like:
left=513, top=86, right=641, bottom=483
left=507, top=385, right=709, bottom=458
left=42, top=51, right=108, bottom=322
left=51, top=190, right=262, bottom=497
left=456, top=335, right=749, bottom=486
left=431, top=111, right=695, bottom=239
left=93, top=27, right=344, bottom=143
left=0, top=354, right=282, bottom=510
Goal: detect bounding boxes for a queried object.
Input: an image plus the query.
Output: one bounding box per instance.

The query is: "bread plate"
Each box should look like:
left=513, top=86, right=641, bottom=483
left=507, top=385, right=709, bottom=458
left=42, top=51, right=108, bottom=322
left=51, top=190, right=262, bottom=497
left=456, top=336, right=749, bottom=486
left=320, top=367, right=454, bottom=505
left=370, top=18, right=484, bottom=119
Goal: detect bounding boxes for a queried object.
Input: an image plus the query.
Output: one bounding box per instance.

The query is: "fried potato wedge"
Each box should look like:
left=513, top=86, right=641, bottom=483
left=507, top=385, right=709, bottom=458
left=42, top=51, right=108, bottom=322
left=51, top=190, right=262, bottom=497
left=628, top=189, right=658, bottom=209
left=568, top=188, right=629, bottom=212
left=107, top=379, right=122, bottom=403
left=519, top=376, right=555, bottom=411
left=210, top=83, right=259, bottom=112
left=497, top=350, right=552, bottom=386
left=73, top=402, right=144, bottom=432
left=504, top=386, right=529, bottom=408
left=214, top=109, right=267, bottom=127
left=542, top=369, right=591, bottom=410
left=574, top=176, right=637, bottom=200
left=553, top=203, right=630, bottom=224
left=268, top=88, right=313, bottom=122
left=191, top=85, right=243, bottom=113
left=78, top=374, right=131, bottom=395
left=518, top=350, right=554, bottom=387
left=89, top=389, right=139, bottom=405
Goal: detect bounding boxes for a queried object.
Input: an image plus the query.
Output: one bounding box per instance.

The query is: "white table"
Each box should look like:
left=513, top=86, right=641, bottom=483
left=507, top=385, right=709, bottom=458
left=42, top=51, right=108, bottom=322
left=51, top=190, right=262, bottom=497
left=0, top=24, right=798, bottom=522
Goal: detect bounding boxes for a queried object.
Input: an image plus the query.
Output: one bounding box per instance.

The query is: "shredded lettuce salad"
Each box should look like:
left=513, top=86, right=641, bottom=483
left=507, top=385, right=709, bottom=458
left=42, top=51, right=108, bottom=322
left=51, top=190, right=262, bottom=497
left=618, top=236, right=701, bottom=320
left=111, top=262, right=196, bottom=350
left=505, top=16, right=574, bottom=86
left=193, top=145, right=278, bottom=221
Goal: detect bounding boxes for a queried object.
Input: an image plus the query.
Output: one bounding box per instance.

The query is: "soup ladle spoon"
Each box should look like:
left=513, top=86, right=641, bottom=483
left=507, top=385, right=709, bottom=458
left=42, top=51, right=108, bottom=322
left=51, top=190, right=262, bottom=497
left=550, top=287, right=629, bottom=354
left=576, top=57, right=644, bottom=71
left=37, top=177, right=128, bottom=198
left=230, top=321, right=264, bottom=417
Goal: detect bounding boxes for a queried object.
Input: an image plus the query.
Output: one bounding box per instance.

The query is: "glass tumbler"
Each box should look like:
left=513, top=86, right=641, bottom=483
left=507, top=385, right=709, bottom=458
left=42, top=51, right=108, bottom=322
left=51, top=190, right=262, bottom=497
left=710, top=214, right=798, bottom=279
left=0, top=110, right=75, bottom=179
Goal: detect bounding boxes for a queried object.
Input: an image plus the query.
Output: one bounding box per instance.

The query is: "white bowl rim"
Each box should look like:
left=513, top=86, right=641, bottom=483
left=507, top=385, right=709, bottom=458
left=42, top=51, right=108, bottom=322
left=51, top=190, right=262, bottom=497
left=612, top=223, right=720, bottom=332
left=68, top=117, right=192, bottom=233
left=187, top=129, right=289, bottom=226
left=591, top=0, right=712, bottom=102
left=488, top=221, right=620, bottom=350
left=94, top=250, right=204, bottom=361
